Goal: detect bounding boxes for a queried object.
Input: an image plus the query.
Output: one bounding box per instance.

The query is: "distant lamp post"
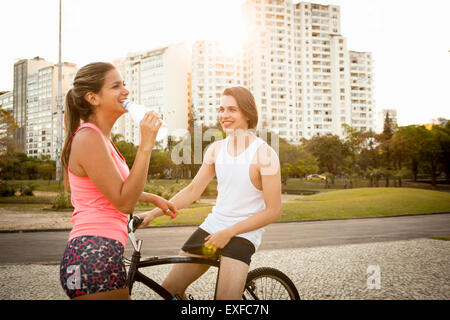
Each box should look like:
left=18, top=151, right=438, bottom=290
left=55, top=0, right=63, bottom=181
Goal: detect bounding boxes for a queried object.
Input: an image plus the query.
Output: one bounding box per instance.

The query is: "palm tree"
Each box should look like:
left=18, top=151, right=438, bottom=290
left=110, top=133, right=124, bottom=144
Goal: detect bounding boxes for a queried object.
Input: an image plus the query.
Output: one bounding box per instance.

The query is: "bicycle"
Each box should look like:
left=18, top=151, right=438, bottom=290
left=125, top=215, right=300, bottom=300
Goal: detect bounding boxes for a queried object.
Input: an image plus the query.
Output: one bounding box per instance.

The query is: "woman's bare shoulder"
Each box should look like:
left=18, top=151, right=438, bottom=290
left=71, top=127, right=104, bottom=146
left=70, top=127, right=109, bottom=160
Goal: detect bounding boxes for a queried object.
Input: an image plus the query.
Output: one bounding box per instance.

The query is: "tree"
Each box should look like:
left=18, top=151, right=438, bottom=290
left=148, top=149, right=173, bottom=178
left=21, top=159, right=39, bottom=179
left=342, top=124, right=370, bottom=186
left=0, top=152, right=25, bottom=179
left=393, top=167, right=410, bottom=187
left=437, top=123, right=450, bottom=183
left=304, top=134, right=348, bottom=175
left=417, top=125, right=444, bottom=187
left=373, top=114, right=396, bottom=187
left=371, top=168, right=383, bottom=187
left=383, top=112, right=394, bottom=138
left=277, top=136, right=297, bottom=164
left=281, top=164, right=292, bottom=185
left=274, top=135, right=318, bottom=183
left=422, top=124, right=450, bottom=186
left=111, top=132, right=124, bottom=144
left=115, top=140, right=138, bottom=169
left=0, top=106, right=18, bottom=154
left=391, top=125, right=423, bottom=181
left=343, top=125, right=366, bottom=161
left=0, top=152, right=54, bottom=181
left=359, top=130, right=380, bottom=173
left=38, top=162, right=56, bottom=182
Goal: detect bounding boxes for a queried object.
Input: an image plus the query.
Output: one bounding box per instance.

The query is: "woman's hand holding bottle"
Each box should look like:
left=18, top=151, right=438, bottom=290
left=139, top=111, right=162, bottom=151
left=123, top=101, right=168, bottom=143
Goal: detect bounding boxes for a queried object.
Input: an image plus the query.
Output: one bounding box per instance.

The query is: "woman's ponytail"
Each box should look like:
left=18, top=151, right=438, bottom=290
left=61, top=88, right=81, bottom=190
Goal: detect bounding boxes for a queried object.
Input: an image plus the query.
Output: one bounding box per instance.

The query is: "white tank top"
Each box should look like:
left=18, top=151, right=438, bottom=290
left=200, top=135, right=267, bottom=250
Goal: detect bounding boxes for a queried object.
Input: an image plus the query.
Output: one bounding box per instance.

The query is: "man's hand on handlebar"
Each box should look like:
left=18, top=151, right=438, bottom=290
left=135, top=205, right=179, bottom=229
left=151, top=195, right=178, bottom=219
left=128, top=215, right=143, bottom=233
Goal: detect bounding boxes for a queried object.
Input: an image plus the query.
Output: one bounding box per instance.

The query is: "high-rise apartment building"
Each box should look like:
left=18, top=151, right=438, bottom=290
left=0, top=91, right=13, bottom=113
left=350, top=51, right=375, bottom=133
left=292, top=2, right=352, bottom=140
left=242, top=0, right=298, bottom=141
left=191, top=0, right=376, bottom=143
left=240, top=0, right=376, bottom=142
left=113, top=43, right=191, bottom=145
left=13, top=57, right=53, bottom=152
left=13, top=57, right=77, bottom=159
left=191, top=40, right=244, bottom=127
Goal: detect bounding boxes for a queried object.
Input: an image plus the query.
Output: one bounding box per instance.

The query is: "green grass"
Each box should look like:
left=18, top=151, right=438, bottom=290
left=2, top=180, right=449, bottom=227
left=0, top=195, right=54, bottom=204
left=134, top=201, right=211, bottom=210
left=0, top=203, right=49, bottom=212
left=146, top=187, right=450, bottom=226
left=429, top=236, right=450, bottom=241
left=6, top=180, right=65, bottom=192
left=149, top=205, right=214, bottom=226
left=283, top=178, right=450, bottom=192
left=280, top=188, right=450, bottom=221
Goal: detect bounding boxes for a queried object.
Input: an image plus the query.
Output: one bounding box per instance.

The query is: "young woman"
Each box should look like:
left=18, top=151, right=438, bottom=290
left=138, top=86, right=282, bottom=299
left=59, top=62, right=176, bottom=300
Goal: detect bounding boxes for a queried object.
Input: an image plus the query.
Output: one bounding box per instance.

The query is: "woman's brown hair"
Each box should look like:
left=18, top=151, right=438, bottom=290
left=222, top=86, right=258, bottom=129
left=61, top=62, right=116, bottom=189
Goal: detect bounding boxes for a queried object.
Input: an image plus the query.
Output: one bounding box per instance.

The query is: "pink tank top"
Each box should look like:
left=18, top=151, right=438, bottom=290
left=67, top=123, right=130, bottom=247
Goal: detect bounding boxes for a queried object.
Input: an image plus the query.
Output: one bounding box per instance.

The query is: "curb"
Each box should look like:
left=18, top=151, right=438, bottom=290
left=1, top=211, right=449, bottom=234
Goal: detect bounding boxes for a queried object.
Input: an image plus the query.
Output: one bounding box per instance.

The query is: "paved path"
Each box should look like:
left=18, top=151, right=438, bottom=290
left=2, top=238, right=449, bottom=300
left=1, top=213, right=449, bottom=265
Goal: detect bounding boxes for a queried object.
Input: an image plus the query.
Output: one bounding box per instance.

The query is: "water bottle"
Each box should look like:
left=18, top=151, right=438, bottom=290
left=123, top=101, right=168, bottom=142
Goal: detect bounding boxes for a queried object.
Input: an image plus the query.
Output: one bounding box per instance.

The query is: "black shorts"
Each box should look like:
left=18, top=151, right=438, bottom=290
left=181, top=227, right=256, bottom=265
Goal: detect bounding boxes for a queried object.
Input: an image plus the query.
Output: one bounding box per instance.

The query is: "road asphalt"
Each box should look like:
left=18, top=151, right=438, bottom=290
left=0, top=213, right=449, bottom=265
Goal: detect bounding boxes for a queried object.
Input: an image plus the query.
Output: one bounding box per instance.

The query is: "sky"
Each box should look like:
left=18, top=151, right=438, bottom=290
left=1, top=0, right=449, bottom=126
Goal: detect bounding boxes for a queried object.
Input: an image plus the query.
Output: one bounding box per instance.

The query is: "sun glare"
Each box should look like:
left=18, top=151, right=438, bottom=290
left=207, top=0, right=248, bottom=57
left=218, top=36, right=245, bottom=58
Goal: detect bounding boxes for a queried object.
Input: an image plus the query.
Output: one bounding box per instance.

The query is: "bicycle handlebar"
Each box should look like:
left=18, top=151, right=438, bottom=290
left=128, top=215, right=143, bottom=252
left=128, top=215, right=143, bottom=234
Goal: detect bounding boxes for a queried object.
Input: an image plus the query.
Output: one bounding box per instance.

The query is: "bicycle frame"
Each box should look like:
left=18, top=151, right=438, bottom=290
left=127, top=248, right=221, bottom=299
left=126, top=219, right=222, bottom=300
left=125, top=217, right=300, bottom=300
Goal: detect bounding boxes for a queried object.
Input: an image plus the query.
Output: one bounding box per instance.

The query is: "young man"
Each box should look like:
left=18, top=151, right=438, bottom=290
left=139, top=86, right=281, bottom=299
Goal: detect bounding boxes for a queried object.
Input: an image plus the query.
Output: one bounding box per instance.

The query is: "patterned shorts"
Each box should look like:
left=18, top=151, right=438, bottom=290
left=59, top=236, right=127, bottom=299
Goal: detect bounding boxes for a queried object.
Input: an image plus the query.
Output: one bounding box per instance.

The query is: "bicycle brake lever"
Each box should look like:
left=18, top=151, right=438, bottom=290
left=128, top=218, right=142, bottom=252
left=133, top=216, right=143, bottom=231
